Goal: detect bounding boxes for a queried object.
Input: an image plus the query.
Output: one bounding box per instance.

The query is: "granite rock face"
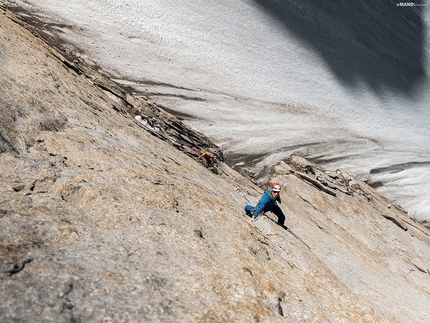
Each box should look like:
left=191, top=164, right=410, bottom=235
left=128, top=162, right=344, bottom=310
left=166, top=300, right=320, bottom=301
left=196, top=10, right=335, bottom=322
left=1, top=7, right=430, bottom=323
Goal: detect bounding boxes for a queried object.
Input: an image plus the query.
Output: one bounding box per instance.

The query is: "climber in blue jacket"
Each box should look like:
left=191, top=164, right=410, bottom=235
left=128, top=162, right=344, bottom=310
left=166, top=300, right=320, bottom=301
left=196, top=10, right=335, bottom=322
left=244, top=182, right=285, bottom=225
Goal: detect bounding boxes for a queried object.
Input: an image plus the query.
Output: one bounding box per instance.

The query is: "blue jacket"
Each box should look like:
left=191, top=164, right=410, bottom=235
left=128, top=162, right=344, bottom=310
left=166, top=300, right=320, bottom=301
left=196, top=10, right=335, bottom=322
left=252, top=189, right=280, bottom=217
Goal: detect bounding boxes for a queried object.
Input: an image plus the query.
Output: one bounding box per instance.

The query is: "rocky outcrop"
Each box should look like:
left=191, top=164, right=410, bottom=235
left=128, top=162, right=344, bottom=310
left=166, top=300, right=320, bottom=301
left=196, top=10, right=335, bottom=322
left=1, top=6, right=430, bottom=323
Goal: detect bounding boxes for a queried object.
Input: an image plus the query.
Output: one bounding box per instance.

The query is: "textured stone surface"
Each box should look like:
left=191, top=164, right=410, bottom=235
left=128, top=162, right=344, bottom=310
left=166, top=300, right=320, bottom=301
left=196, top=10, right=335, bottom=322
left=1, top=7, right=430, bottom=323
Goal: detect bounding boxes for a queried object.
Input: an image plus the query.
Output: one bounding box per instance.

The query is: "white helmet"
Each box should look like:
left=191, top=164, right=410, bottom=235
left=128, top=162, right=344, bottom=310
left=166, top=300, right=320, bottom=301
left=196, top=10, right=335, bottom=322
left=271, top=182, right=282, bottom=192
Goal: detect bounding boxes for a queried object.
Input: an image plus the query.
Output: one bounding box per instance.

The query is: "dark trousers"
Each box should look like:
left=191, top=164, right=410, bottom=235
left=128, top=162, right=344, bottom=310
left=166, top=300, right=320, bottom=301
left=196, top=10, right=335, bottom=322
left=245, top=204, right=285, bottom=225
left=270, top=204, right=285, bottom=225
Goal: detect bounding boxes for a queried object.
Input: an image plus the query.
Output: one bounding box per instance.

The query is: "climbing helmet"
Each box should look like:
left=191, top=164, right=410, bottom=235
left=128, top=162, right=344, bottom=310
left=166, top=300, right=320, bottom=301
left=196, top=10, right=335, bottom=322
left=271, top=182, right=282, bottom=192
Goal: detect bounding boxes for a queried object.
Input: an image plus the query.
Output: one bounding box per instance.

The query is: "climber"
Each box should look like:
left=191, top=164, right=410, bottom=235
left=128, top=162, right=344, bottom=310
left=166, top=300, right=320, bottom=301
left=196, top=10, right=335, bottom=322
left=244, top=182, right=285, bottom=225
left=196, top=150, right=217, bottom=173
